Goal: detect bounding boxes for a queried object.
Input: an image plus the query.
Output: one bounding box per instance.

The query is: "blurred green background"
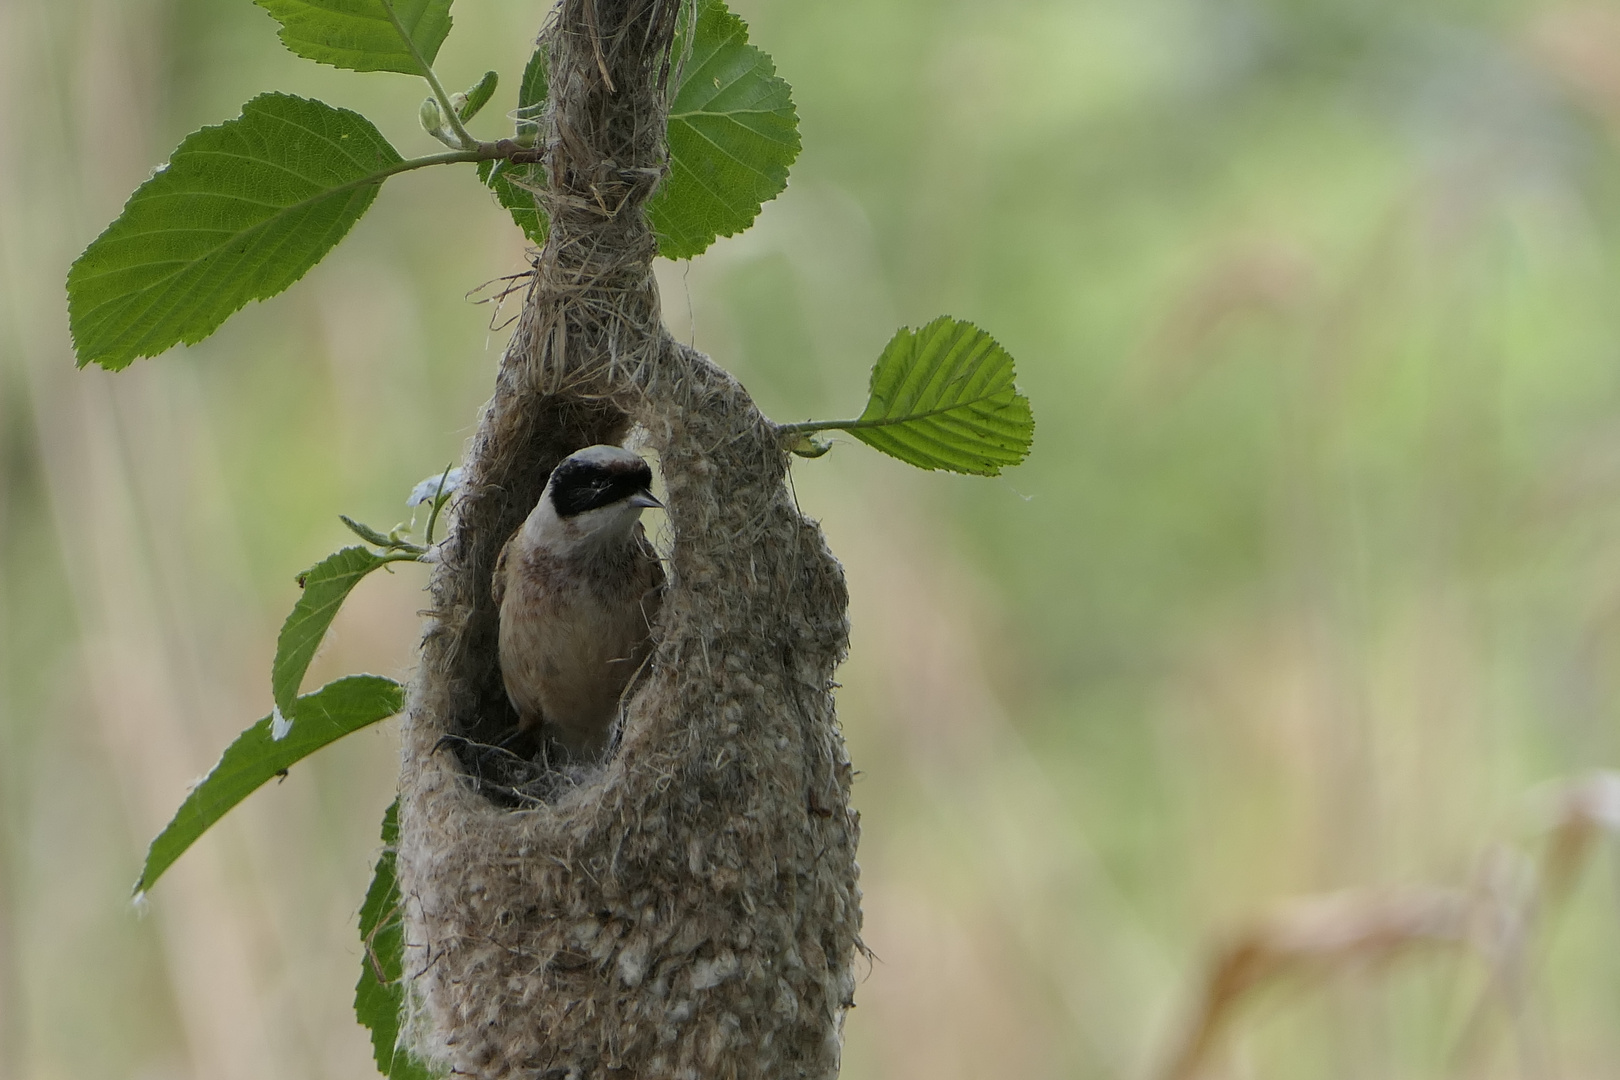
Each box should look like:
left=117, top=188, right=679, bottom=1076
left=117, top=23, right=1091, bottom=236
left=6, top=0, right=1620, bottom=1077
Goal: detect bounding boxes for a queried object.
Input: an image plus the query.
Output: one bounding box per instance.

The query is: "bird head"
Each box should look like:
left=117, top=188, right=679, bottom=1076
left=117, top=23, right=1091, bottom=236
left=524, top=445, right=662, bottom=552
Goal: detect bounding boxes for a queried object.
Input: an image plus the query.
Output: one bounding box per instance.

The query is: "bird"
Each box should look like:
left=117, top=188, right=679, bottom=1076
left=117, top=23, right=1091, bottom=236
left=493, top=445, right=666, bottom=765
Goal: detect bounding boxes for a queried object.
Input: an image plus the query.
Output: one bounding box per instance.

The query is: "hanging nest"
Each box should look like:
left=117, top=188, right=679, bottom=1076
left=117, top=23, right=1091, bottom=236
left=394, top=2, right=863, bottom=1077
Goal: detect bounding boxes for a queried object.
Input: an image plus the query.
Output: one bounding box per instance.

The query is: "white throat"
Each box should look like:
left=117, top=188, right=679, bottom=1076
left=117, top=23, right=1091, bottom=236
left=522, top=491, right=646, bottom=557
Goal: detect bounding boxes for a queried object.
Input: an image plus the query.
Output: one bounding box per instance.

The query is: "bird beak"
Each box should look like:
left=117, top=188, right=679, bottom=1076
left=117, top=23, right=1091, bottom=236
left=628, top=490, right=664, bottom=510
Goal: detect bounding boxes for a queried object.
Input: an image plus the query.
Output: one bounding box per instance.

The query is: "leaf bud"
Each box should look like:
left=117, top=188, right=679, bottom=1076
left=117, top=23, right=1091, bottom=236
left=788, top=433, right=834, bottom=459
left=419, top=96, right=445, bottom=136
left=457, top=71, right=500, bottom=122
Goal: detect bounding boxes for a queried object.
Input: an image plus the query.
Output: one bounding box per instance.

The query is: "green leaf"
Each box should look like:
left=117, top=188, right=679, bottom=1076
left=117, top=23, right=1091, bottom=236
left=846, top=318, right=1034, bottom=475
left=274, top=546, right=414, bottom=724
left=356, top=800, right=435, bottom=1080
left=341, top=514, right=396, bottom=548
left=647, top=0, right=800, bottom=260
left=478, top=45, right=548, bottom=243
left=255, top=0, right=453, bottom=76
left=477, top=160, right=547, bottom=244
left=456, top=70, right=498, bottom=122
left=515, top=44, right=549, bottom=139
left=67, top=93, right=403, bottom=370
left=134, top=676, right=405, bottom=895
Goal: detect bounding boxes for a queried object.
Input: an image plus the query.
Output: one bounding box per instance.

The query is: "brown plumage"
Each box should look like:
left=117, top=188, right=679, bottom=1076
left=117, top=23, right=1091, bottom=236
left=493, top=445, right=665, bottom=764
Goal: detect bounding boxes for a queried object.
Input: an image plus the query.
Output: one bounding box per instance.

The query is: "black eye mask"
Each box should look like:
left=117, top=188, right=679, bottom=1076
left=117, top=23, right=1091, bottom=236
left=547, top=458, right=654, bottom=518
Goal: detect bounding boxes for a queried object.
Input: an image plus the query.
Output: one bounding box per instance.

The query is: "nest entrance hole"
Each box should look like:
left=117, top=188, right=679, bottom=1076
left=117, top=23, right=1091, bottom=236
left=436, top=392, right=666, bottom=806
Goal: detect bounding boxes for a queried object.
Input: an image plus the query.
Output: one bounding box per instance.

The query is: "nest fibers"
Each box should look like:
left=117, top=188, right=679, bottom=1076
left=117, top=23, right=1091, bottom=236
left=394, top=2, right=863, bottom=1077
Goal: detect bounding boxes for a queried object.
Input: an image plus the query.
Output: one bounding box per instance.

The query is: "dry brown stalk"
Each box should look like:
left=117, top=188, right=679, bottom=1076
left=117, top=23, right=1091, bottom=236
left=1159, top=772, right=1620, bottom=1080
left=1158, top=887, right=1470, bottom=1080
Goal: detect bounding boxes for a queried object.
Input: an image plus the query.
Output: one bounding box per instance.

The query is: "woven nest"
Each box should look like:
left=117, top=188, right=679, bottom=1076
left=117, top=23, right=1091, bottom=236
left=394, top=3, right=863, bottom=1077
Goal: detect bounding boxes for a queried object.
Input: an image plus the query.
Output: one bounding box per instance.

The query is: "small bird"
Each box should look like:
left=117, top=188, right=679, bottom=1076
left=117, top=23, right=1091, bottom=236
left=493, top=445, right=666, bottom=765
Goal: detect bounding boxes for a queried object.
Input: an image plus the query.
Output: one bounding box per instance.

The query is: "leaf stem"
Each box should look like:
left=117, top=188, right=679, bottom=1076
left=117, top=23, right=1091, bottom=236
left=423, top=465, right=453, bottom=547
left=379, top=0, right=476, bottom=149
left=776, top=418, right=862, bottom=436
left=777, top=390, right=1018, bottom=436
left=288, top=145, right=530, bottom=217
left=313, top=149, right=483, bottom=203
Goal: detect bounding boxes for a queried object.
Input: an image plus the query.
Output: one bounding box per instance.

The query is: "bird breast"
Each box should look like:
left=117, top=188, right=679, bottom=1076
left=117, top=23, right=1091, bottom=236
left=496, top=530, right=663, bottom=760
